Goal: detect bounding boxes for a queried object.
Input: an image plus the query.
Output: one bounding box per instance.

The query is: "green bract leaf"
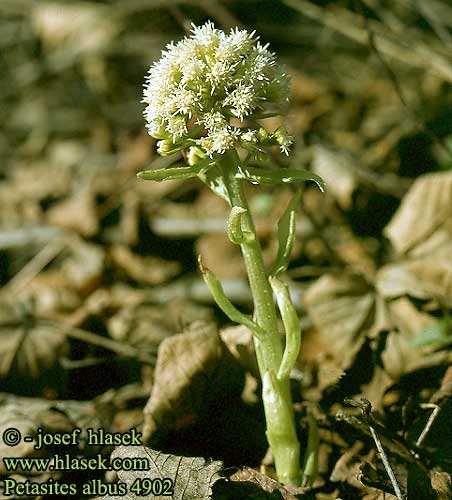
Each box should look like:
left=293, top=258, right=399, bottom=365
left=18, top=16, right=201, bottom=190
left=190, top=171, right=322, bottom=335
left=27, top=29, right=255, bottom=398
left=270, top=189, right=301, bottom=276
left=302, top=411, right=320, bottom=488
left=269, top=277, right=301, bottom=381
left=198, top=257, right=264, bottom=341
left=198, top=164, right=230, bottom=202
left=137, top=160, right=211, bottom=182
left=227, top=207, right=254, bottom=245
left=236, top=165, right=326, bottom=192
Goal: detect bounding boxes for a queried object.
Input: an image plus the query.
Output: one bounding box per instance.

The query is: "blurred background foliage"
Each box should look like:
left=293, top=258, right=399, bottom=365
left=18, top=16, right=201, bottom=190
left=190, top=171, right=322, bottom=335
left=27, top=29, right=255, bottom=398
left=0, top=1, right=451, bottom=497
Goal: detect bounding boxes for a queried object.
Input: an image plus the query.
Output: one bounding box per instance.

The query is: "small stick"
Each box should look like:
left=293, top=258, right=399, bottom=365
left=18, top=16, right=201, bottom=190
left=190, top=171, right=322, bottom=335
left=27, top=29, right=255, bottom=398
left=417, top=365, right=452, bottom=448
left=416, top=405, right=441, bottom=448
left=43, top=321, right=156, bottom=365
left=345, top=398, right=405, bottom=500
left=3, top=237, right=66, bottom=296
left=369, top=425, right=405, bottom=500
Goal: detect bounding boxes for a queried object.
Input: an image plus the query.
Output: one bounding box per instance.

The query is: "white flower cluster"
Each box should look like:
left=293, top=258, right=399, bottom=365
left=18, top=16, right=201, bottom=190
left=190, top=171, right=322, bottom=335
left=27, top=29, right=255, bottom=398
left=143, top=22, right=292, bottom=158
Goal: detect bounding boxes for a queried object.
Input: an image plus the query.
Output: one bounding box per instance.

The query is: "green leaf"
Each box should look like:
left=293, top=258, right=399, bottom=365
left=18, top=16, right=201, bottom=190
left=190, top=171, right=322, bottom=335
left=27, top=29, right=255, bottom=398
left=235, top=165, right=326, bottom=192
left=270, top=189, right=301, bottom=276
left=137, top=159, right=211, bottom=182
left=411, top=316, right=451, bottom=348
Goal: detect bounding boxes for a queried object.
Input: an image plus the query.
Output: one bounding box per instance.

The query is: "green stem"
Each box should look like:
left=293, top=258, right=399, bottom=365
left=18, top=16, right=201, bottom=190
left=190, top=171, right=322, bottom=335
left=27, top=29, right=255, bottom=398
left=218, top=150, right=302, bottom=486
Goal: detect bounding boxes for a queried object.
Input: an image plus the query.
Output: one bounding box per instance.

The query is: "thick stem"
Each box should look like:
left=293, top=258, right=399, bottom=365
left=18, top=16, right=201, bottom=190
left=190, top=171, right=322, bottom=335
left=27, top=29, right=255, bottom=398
left=219, top=150, right=302, bottom=485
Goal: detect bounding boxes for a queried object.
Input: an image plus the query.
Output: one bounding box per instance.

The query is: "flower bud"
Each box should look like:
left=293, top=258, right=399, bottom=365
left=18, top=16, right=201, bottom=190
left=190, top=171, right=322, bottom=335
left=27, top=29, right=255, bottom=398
left=273, top=127, right=293, bottom=156
left=187, top=146, right=207, bottom=166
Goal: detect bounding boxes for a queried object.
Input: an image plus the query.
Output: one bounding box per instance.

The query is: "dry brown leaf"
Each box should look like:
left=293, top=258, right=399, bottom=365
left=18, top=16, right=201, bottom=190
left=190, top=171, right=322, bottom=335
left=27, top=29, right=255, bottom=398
left=0, top=393, right=106, bottom=475
left=13, top=270, right=81, bottom=317
left=62, top=237, right=105, bottom=293
left=382, top=298, right=442, bottom=379
left=359, top=366, right=394, bottom=412
left=97, top=446, right=223, bottom=500
left=384, top=171, right=452, bottom=255
left=220, top=325, right=259, bottom=378
left=431, top=472, right=452, bottom=500
left=323, top=223, right=377, bottom=278
left=108, top=299, right=213, bottom=350
left=377, top=172, right=452, bottom=307
left=303, top=274, right=375, bottom=343
left=0, top=301, right=68, bottom=380
left=362, top=493, right=398, bottom=500
left=302, top=274, right=376, bottom=387
left=11, top=162, right=72, bottom=202
left=376, top=244, right=452, bottom=306
left=312, top=145, right=357, bottom=209
left=329, top=441, right=364, bottom=488
left=388, top=297, right=433, bottom=336
left=109, top=245, right=181, bottom=285
left=47, top=183, right=99, bottom=237
left=230, top=467, right=307, bottom=499
left=143, top=321, right=237, bottom=441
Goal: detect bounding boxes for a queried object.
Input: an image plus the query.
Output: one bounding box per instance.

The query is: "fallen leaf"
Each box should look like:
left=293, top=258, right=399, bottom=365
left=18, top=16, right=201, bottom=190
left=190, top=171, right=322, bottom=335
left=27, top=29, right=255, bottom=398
left=229, top=467, right=307, bottom=499
left=382, top=298, right=444, bottom=379
left=384, top=171, right=452, bottom=255
left=109, top=245, right=181, bottom=285
left=0, top=392, right=106, bottom=475
left=108, top=299, right=214, bottom=350
left=0, top=301, right=68, bottom=380
left=312, top=145, right=357, bottom=209
left=143, top=321, right=242, bottom=442
left=220, top=325, right=259, bottom=378
left=376, top=245, right=452, bottom=306
left=360, top=366, right=393, bottom=412
left=12, top=270, right=81, bottom=317
left=97, top=446, right=224, bottom=500
left=329, top=441, right=364, bottom=488
left=302, top=273, right=376, bottom=387
left=47, top=182, right=99, bottom=237
left=62, top=237, right=105, bottom=293
left=377, top=172, right=452, bottom=307
left=431, top=471, right=452, bottom=500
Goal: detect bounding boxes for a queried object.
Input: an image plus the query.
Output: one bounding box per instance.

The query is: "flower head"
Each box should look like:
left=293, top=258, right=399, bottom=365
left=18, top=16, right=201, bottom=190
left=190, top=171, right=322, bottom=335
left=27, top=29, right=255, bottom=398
left=143, top=21, right=292, bottom=158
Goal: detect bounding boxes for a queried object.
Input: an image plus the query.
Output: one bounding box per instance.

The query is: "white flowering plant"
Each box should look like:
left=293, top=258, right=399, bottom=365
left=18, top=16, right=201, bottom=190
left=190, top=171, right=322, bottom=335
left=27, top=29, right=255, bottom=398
left=138, top=21, right=325, bottom=487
